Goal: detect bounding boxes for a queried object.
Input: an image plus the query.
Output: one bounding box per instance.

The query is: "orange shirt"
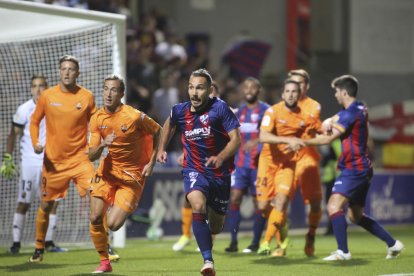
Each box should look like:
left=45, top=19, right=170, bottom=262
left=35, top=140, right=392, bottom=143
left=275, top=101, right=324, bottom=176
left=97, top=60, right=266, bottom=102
left=297, top=96, right=322, bottom=160
left=89, top=105, right=160, bottom=180
left=30, top=84, right=96, bottom=164
left=260, top=101, right=319, bottom=163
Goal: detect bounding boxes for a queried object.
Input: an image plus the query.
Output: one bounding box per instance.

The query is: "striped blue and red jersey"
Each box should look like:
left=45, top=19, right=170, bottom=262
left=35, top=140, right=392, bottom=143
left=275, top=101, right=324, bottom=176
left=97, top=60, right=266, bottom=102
left=235, top=101, right=269, bottom=169
left=332, top=101, right=372, bottom=172
left=170, top=97, right=240, bottom=177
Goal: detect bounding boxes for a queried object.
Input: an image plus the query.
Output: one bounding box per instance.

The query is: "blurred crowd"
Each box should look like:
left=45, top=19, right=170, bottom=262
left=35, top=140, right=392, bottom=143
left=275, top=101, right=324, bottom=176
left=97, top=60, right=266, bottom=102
left=24, top=0, right=283, bottom=166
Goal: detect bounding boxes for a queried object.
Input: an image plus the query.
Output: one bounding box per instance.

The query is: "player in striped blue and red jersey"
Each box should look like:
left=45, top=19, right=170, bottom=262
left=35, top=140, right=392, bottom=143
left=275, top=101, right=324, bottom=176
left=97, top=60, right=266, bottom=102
left=301, top=75, right=404, bottom=261
left=157, top=69, right=241, bottom=275
left=224, top=77, right=269, bottom=254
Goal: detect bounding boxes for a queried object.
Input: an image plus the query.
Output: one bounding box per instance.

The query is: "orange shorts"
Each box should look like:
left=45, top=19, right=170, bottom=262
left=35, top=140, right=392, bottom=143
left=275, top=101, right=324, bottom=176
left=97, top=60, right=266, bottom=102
left=90, top=173, right=144, bottom=213
left=41, top=158, right=94, bottom=201
left=256, top=156, right=296, bottom=202
left=295, top=153, right=322, bottom=204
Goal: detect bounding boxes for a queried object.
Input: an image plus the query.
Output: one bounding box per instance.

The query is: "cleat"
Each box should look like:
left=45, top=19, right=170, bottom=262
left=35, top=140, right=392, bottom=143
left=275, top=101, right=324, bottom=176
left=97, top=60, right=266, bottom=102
left=224, top=242, right=238, bottom=253
left=29, top=248, right=44, bottom=262
left=45, top=241, right=68, bottom=253
left=323, top=249, right=351, bottom=261
left=304, top=234, right=315, bottom=257
left=271, top=245, right=286, bottom=257
left=108, top=244, right=120, bottom=262
left=257, top=241, right=271, bottom=255
left=172, top=235, right=190, bottom=251
left=200, top=260, right=215, bottom=276
left=92, top=259, right=112, bottom=274
left=9, top=242, right=20, bottom=254
left=242, top=244, right=259, bottom=253
left=386, top=240, right=404, bottom=259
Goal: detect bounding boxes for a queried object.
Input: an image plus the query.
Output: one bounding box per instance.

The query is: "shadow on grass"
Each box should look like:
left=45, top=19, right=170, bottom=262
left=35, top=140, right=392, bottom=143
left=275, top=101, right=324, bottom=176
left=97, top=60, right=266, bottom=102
left=251, top=256, right=369, bottom=266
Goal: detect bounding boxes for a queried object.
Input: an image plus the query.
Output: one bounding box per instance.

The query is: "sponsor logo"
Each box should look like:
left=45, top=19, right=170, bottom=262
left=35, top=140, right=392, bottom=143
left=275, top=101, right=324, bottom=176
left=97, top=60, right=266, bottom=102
left=50, top=102, right=62, bottom=106
left=240, top=122, right=259, bottom=133
left=99, top=126, right=108, bottom=129
left=184, top=126, right=211, bottom=140
left=199, top=114, right=209, bottom=125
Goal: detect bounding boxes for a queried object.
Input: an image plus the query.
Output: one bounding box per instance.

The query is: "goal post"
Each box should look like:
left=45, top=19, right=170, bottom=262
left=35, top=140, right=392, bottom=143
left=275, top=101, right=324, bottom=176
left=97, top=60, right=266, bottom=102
left=0, top=0, right=126, bottom=248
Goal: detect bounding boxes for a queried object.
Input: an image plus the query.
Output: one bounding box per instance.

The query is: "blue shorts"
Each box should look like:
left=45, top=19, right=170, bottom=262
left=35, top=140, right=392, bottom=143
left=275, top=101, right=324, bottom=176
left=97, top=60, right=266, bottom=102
left=231, top=166, right=258, bottom=196
left=332, top=168, right=373, bottom=206
left=182, top=169, right=231, bottom=215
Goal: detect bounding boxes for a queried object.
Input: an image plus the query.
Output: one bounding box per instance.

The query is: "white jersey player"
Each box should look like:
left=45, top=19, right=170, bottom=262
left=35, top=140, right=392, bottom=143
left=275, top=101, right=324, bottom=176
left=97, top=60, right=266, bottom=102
left=2, top=75, right=67, bottom=254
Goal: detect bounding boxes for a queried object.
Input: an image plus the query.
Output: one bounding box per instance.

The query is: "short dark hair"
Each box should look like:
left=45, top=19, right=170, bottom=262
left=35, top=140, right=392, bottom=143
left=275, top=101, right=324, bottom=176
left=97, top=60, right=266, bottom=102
left=104, top=74, right=125, bottom=93
left=331, top=75, right=358, bottom=97
left=31, top=74, right=47, bottom=86
left=59, top=55, right=79, bottom=70
left=284, top=78, right=301, bottom=93
left=288, top=69, right=310, bottom=84
left=243, top=77, right=262, bottom=90
left=190, top=68, right=212, bottom=87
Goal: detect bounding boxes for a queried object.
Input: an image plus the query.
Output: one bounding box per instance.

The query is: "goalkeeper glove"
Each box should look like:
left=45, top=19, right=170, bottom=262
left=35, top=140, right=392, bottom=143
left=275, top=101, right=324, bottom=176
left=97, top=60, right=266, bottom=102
left=1, top=153, right=17, bottom=179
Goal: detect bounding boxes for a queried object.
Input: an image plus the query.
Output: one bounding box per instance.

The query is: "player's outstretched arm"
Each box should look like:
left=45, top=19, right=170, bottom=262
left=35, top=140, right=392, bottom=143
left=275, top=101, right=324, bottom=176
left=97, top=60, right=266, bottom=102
left=304, top=128, right=341, bottom=146
left=205, top=128, right=241, bottom=168
left=259, top=129, right=305, bottom=152
left=156, top=117, right=176, bottom=164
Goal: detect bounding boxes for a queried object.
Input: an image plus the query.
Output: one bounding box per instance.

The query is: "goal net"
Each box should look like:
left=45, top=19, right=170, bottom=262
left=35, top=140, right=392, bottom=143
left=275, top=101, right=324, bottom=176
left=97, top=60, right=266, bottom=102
left=0, top=1, right=125, bottom=247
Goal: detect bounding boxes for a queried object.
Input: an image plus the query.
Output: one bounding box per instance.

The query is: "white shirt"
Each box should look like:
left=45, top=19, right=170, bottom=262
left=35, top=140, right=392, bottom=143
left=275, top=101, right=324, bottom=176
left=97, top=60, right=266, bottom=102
left=13, top=99, right=46, bottom=162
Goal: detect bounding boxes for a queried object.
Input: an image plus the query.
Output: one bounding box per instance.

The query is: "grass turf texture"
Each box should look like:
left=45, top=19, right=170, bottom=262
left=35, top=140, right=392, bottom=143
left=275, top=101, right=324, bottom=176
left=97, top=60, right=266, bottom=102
left=1, top=226, right=412, bottom=276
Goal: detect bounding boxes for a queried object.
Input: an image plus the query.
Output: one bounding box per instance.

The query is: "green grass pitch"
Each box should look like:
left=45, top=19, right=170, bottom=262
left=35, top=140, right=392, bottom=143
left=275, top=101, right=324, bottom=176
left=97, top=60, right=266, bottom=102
left=1, top=226, right=412, bottom=275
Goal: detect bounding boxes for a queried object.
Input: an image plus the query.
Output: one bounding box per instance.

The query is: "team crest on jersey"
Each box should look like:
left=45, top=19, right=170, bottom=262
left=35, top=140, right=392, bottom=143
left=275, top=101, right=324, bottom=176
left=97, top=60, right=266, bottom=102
left=240, top=114, right=245, bottom=121
left=300, top=121, right=305, bottom=128
left=189, top=171, right=198, bottom=179
left=121, top=124, right=128, bottom=132
left=251, top=113, right=259, bottom=122
left=199, top=114, right=209, bottom=125
left=76, top=102, right=82, bottom=110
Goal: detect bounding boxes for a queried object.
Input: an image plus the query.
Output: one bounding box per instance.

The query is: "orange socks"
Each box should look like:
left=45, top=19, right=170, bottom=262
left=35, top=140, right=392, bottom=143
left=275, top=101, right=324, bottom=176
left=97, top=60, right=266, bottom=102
left=308, top=210, right=322, bottom=236
left=182, top=207, right=193, bottom=238
left=35, top=207, right=49, bottom=249
left=90, top=223, right=109, bottom=260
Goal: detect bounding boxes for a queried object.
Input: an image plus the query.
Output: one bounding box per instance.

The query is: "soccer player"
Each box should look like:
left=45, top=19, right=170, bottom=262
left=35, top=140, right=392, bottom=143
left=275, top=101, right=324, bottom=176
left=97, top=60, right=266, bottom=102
left=2, top=75, right=66, bottom=254
left=288, top=69, right=323, bottom=256
left=172, top=81, right=220, bottom=252
left=256, top=79, right=318, bottom=256
left=29, top=55, right=97, bottom=263
left=300, top=75, right=404, bottom=261
left=88, top=74, right=161, bottom=273
left=157, top=69, right=241, bottom=275
left=224, top=77, right=269, bottom=253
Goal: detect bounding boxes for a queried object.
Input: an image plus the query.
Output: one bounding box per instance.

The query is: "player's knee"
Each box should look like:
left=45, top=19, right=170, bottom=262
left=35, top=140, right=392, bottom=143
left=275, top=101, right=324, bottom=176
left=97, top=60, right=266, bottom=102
left=209, top=223, right=224, bottom=235
left=327, top=204, right=341, bottom=216
left=16, top=203, right=30, bottom=214
left=90, top=213, right=104, bottom=225
left=190, top=202, right=206, bottom=213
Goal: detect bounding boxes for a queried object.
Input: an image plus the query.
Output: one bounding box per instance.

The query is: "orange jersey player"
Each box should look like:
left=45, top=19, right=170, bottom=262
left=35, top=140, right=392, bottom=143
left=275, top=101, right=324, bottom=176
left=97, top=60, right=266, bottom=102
left=255, top=79, right=318, bottom=256
left=288, top=69, right=323, bottom=257
left=88, top=74, right=161, bottom=274
left=29, top=55, right=96, bottom=263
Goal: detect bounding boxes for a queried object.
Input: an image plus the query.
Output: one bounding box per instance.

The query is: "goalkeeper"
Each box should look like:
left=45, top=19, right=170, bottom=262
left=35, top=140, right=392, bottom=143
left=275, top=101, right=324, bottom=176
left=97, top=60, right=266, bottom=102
left=2, top=75, right=66, bottom=254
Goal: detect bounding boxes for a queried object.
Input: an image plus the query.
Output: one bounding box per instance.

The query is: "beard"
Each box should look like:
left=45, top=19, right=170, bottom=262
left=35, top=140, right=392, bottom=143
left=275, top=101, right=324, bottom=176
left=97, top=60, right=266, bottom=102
left=284, top=100, right=298, bottom=109
left=245, top=94, right=258, bottom=104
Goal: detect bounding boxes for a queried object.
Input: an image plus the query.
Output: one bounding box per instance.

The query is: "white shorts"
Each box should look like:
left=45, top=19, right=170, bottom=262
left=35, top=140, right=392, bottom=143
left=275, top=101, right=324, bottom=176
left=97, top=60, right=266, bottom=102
left=17, top=159, right=43, bottom=204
